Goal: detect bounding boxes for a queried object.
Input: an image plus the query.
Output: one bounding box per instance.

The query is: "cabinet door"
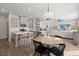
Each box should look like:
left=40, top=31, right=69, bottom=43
left=76, top=33, right=79, bottom=45
left=73, top=32, right=79, bottom=45
left=11, top=16, right=20, bottom=27
left=29, top=18, right=34, bottom=28
left=21, top=17, right=29, bottom=27
left=36, top=18, right=40, bottom=30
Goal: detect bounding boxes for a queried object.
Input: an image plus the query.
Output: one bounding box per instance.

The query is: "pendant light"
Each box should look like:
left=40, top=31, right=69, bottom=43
left=43, top=3, right=54, bottom=20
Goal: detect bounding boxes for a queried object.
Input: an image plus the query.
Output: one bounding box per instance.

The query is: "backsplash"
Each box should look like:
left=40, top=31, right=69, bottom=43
left=52, top=19, right=78, bottom=30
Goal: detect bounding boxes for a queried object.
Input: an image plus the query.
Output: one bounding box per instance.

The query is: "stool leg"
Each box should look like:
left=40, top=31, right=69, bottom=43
left=25, top=39, right=27, bottom=45
left=20, top=39, right=23, bottom=46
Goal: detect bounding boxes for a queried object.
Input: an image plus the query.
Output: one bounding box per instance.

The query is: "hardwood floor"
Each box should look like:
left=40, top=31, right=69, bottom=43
left=0, top=38, right=79, bottom=56
left=64, top=39, right=79, bottom=56
left=0, top=39, right=34, bottom=56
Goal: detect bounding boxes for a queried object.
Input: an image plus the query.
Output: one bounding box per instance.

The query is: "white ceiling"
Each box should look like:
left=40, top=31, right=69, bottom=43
left=0, top=3, right=79, bottom=18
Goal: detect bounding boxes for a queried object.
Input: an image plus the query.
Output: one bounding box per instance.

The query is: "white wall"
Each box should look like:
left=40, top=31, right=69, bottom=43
left=0, top=15, right=8, bottom=39
left=50, top=3, right=78, bottom=19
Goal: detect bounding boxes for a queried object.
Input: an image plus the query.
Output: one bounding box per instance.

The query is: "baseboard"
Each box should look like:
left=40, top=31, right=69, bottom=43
left=0, top=37, right=7, bottom=40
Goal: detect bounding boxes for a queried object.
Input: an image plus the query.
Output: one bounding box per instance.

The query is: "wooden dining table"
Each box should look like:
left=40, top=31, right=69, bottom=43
left=34, top=36, right=64, bottom=45
left=34, top=36, right=65, bottom=55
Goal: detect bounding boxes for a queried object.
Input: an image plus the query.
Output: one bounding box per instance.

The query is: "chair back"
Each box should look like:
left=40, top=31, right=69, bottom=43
left=48, top=44, right=66, bottom=56
left=33, top=40, right=41, bottom=49
left=37, top=32, right=43, bottom=37
left=58, top=44, right=66, bottom=54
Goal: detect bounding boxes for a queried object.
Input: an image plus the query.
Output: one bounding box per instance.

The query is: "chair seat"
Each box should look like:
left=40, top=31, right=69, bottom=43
left=48, top=46, right=63, bottom=56
left=35, top=45, right=47, bottom=54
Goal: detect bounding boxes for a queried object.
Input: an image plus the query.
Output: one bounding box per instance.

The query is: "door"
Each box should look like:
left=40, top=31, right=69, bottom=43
left=0, top=15, right=8, bottom=39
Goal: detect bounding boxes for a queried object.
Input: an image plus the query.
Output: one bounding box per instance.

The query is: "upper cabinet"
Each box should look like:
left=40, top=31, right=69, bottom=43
left=11, top=15, right=20, bottom=27
left=8, top=13, right=37, bottom=30
left=20, top=16, right=29, bottom=28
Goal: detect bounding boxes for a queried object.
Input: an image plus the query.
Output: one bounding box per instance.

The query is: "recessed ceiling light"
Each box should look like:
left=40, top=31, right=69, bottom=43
left=28, top=8, right=31, bottom=11
left=1, top=9, right=5, bottom=12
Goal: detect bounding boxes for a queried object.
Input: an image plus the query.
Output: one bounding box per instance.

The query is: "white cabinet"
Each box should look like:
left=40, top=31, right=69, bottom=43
left=11, top=15, right=20, bottom=27
left=20, top=16, right=29, bottom=28
left=29, top=18, right=35, bottom=29
left=36, top=18, right=40, bottom=30
left=8, top=13, right=36, bottom=42
left=49, top=30, right=75, bottom=39
left=73, top=32, right=79, bottom=45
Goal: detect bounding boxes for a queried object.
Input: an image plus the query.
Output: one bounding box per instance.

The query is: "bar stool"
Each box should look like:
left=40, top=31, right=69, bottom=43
left=19, top=33, right=29, bottom=46
left=28, top=32, right=34, bottom=44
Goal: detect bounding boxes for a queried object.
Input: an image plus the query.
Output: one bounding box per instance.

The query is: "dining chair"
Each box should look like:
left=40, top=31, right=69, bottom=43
left=48, top=44, right=66, bottom=56
left=37, top=32, right=43, bottom=37
left=33, top=40, right=48, bottom=56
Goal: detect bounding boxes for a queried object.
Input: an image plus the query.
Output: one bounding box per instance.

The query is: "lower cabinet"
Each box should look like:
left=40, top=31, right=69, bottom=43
left=73, top=32, right=79, bottom=46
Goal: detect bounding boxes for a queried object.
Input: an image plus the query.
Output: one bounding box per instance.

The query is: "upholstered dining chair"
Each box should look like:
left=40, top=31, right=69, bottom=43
left=33, top=40, right=48, bottom=56
left=48, top=44, right=66, bottom=56
left=37, top=32, right=42, bottom=37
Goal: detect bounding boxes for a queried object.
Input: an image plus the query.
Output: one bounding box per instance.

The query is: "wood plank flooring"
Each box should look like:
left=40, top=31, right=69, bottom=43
left=0, top=39, right=34, bottom=56
left=0, top=38, right=79, bottom=56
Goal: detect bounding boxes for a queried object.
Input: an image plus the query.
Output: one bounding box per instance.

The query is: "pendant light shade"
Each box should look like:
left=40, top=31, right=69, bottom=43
left=43, top=12, right=54, bottom=20
left=43, top=3, right=54, bottom=20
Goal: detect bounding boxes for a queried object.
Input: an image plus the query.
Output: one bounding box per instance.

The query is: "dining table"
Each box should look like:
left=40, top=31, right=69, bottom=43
left=34, top=35, right=65, bottom=55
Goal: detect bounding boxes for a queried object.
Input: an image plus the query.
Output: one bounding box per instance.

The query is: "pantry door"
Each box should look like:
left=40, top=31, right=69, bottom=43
left=0, top=15, right=8, bottom=39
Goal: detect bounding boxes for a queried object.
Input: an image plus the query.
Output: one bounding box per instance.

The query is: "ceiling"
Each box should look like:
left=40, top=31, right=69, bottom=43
left=0, top=3, right=79, bottom=19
